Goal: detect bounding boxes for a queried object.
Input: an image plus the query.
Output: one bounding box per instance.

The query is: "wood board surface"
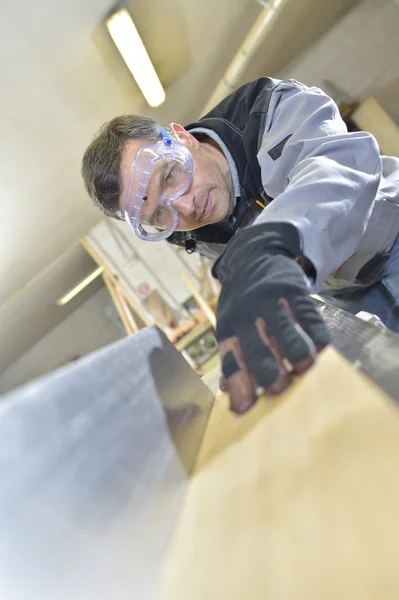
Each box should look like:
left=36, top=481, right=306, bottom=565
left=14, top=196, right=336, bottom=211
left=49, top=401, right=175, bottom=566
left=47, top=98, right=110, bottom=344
left=157, top=347, right=399, bottom=600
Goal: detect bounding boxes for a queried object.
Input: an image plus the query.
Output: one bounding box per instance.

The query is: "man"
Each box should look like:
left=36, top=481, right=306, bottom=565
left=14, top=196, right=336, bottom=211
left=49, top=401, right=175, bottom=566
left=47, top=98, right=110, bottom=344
left=82, top=77, right=399, bottom=413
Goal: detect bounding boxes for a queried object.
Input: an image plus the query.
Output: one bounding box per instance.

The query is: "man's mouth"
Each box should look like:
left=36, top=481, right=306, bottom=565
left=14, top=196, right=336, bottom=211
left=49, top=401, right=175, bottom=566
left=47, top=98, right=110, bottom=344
left=199, top=192, right=213, bottom=220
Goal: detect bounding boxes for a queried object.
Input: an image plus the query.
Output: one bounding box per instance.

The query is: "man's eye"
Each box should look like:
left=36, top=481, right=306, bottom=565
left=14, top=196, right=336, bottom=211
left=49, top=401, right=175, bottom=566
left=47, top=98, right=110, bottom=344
left=165, top=168, right=174, bottom=183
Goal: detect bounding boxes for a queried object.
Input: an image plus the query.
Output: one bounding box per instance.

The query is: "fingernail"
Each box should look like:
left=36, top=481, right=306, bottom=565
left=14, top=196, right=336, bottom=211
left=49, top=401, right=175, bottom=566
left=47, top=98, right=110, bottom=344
left=238, top=399, right=253, bottom=414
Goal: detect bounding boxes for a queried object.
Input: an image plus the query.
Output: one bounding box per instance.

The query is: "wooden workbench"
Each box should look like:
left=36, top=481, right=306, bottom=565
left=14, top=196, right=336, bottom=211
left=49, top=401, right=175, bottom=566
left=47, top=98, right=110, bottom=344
left=157, top=347, right=399, bottom=600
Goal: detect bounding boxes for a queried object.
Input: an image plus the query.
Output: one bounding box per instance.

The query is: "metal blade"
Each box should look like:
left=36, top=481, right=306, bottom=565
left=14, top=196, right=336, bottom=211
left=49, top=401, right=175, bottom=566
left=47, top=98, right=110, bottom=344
left=0, top=326, right=214, bottom=600
left=315, top=299, right=399, bottom=403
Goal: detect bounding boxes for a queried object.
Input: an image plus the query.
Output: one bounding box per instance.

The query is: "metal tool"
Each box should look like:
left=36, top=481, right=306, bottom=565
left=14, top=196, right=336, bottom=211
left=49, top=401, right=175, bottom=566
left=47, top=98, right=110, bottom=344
left=315, top=299, right=399, bottom=403
left=0, top=326, right=213, bottom=600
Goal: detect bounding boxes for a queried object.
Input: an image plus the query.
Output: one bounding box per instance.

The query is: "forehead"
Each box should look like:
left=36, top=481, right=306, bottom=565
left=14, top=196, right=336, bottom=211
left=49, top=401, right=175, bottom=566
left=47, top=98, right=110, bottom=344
left=119, top=139, right=150, bottom=207
left=120, top=138, right=149, bottom=178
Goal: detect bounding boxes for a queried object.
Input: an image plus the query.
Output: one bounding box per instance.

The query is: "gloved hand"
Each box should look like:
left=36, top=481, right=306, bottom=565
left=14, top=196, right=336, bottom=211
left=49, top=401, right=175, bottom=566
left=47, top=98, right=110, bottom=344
left=212, top=222, right=330, bottom=413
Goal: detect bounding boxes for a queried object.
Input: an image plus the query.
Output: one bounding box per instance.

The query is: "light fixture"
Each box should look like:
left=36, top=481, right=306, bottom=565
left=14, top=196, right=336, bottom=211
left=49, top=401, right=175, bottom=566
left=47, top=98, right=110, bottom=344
left=57, top=267, right=104, bottom=306
left=106, top=8, right=165, bottom=108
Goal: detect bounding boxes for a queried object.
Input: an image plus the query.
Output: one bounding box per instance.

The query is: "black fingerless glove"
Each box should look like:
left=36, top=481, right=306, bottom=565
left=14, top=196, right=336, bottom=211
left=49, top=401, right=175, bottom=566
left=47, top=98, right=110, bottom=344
left=212, top=222, right=330, bottom=388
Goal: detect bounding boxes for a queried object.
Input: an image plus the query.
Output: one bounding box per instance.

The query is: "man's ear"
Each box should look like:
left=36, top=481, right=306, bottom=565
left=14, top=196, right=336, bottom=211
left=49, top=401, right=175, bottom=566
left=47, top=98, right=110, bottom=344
left=169, top=123, right=201, bottom=149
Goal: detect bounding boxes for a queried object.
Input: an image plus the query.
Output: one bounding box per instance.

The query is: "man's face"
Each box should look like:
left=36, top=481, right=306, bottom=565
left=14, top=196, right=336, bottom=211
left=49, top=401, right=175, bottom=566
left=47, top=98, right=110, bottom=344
left=119, top=125, right=234, bottom=232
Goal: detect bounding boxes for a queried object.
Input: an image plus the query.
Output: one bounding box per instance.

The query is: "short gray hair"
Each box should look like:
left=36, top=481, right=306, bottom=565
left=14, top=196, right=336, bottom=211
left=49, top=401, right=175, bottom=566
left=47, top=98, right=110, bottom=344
left=81, top=115, right=162, bottom=219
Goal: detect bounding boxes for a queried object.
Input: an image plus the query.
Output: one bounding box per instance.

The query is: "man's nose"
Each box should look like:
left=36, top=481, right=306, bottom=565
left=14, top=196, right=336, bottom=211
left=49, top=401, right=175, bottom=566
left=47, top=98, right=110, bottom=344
left=171, top=194, right=195, bottom=217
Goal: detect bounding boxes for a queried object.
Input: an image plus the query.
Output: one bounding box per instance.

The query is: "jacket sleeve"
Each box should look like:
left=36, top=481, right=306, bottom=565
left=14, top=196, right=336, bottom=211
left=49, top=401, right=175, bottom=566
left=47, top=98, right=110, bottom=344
left=254, top=80, right=382, bottom=289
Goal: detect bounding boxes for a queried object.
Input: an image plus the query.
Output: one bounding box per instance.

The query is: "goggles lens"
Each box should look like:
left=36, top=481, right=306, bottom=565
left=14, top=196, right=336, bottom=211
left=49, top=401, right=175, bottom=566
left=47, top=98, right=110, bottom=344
left=137, top=158, right=191, bottom=234
left=122, top=130, right=193, bottom=242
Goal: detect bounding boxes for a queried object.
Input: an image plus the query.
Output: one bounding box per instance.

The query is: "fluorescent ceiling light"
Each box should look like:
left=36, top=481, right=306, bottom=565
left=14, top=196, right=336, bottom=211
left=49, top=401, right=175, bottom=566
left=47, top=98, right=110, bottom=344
left=106, top=8, right=165, bottom=108
left=57, top=267, right=104, bottom=306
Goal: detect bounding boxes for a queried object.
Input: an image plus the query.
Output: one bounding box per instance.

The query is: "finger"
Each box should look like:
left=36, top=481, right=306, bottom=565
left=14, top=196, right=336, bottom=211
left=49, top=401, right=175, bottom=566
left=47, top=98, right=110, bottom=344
left=266, top=300, right=317, bottom=375
left=291, top=295, right=331, bottom=349
left=254, top=317, right=292, bottom=391
left=218, top=338, right=257, bottom=414
left=219, top=374, right=227, bottom=392
left=223, top=369, right=257, bottom=414
left=237, top=322, right=291, bottom=393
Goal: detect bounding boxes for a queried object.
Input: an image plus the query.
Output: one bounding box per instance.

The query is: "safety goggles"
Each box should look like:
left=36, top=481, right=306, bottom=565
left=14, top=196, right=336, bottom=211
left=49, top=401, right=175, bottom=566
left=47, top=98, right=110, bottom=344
left=121, top=126, right=194, bottom=241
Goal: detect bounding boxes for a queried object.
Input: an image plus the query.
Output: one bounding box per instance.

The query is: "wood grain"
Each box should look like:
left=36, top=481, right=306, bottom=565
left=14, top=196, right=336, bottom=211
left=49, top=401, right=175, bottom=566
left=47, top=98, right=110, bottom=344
left=157, top=347, right=399, bottom=600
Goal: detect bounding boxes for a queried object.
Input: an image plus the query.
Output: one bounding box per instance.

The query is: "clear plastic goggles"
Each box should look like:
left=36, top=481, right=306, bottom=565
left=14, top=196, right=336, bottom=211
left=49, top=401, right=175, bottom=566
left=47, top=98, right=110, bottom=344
left=121, top=127, right=194, bottom=241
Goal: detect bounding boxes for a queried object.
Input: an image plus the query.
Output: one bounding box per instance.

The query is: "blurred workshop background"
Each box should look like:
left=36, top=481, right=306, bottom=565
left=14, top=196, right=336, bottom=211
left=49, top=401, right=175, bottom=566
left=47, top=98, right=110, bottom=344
left=1, top=0, right=399, bottom=393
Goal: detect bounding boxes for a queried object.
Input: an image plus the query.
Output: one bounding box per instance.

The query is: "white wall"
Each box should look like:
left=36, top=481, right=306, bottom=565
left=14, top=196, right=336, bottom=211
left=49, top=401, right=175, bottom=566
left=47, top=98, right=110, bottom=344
left=0, top=287, right=123, bottom=395
left=278, top=0, right=399, bottom=123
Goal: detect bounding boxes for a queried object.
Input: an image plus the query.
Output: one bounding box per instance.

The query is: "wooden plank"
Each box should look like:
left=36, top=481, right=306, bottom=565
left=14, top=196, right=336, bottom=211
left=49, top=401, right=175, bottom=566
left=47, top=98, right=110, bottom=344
left=102, top=272, right=135, bottom=335
left=112, top=274, right=152, bottom=327
left=181, top=272, right=217, bottom=328
left=80, top=236, right=152, bottom=327
left=157, top=347, right=399, bottom=600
